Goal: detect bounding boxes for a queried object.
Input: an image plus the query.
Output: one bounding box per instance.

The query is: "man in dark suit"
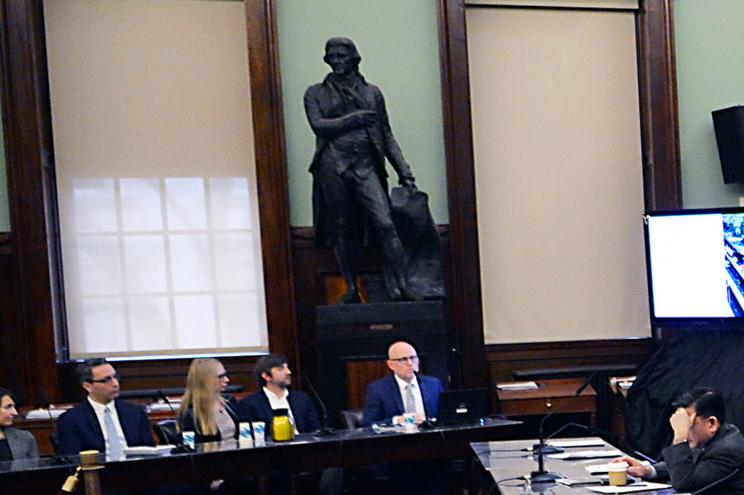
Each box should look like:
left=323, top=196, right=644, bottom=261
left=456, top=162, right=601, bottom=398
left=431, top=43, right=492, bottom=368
left=363, top=341, right=443, bottom=426
left=304, top=37, right=418, bottom=303
left=615, top=387, right=744, bottom=494
left=362, top=341, right=445, bottom=495
left=237, top=354, right=321, bottom=434
left=57, top=358, right=154, bottom=458
left=238, top=354, right=342, bottom=495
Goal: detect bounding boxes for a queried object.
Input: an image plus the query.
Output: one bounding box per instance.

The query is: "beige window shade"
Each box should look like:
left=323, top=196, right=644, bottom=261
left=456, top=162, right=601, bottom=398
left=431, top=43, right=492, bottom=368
left=465, top=0, right=638, bottom=9
left=466, top=6, right=649, bottom=344
left=44, top=0, right=268, bottom=358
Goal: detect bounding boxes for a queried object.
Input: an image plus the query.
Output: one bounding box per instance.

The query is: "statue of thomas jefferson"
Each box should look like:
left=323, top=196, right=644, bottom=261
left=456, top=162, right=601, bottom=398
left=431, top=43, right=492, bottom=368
left=304, top=37, right=419, bottom=304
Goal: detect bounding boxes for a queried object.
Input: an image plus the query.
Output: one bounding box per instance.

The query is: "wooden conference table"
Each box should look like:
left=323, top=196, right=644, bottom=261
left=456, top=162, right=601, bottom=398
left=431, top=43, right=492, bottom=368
left=472, top=438, right=677, bottom=495
left=0, top=417, right=521, bottom=494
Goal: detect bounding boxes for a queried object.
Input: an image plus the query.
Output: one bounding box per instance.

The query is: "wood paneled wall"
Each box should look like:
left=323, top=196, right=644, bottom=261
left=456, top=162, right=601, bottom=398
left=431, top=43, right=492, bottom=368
left=486, top=339, right=655, bottom=384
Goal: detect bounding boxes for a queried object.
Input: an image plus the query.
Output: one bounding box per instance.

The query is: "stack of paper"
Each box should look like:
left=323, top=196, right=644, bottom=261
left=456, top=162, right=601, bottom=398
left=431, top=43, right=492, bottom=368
left=548, top=449, right=624, bottom=460
left=24, top=408, right=67, bottom=419
left=496, top=381, right=539, bottom=391
left=586, top=481, right=670, bottom=493
left=123, top=445, right=174, bottom=456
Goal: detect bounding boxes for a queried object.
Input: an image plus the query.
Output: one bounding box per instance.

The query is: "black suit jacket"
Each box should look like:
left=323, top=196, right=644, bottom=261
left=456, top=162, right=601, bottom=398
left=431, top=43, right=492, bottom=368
left=237, top=389, right=321, bottom=434
left=653, top=423, right=744, bottom=493
left=57, top=399, right=155, bottom=455
left=177, top=396, right=239, bottom=444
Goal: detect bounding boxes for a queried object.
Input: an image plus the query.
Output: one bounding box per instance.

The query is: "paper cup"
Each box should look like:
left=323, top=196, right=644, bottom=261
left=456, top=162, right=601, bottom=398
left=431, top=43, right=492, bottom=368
left=182, top=431, right=195, bottom=449
left=403, top=413, right=417, bottom=433
left=608, top=463, right=628, bottom=486
left=238, top=422, right=253, bottom=447
left=251, top=421, right=266, bottom=446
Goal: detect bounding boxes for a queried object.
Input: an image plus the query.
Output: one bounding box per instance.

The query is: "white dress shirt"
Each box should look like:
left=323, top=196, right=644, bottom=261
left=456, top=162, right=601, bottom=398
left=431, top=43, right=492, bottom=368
left=262, top=387, right=299, bottom=434
left=394, top=374, right=425, bottom=418
left=87, top=397, right=129, bottom=453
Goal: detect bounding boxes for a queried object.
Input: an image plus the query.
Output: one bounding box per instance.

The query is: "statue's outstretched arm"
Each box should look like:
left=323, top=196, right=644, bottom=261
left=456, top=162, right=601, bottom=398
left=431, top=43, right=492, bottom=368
left=304, top=89, right=376, bottom=139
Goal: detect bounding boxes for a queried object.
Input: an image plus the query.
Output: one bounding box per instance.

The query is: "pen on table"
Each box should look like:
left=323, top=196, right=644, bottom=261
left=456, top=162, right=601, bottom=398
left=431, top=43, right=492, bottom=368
left=633, top=450, right=657, bottom=463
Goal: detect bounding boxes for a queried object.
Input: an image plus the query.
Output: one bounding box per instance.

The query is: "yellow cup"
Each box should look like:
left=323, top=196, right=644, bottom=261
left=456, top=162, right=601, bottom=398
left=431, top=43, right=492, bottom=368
left=608, top=463, right=628, bottom=486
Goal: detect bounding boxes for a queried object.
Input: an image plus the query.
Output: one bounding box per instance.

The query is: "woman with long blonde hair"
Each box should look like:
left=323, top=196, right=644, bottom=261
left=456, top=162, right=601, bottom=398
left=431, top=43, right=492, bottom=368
left=178, top=358, right=238, bottom=443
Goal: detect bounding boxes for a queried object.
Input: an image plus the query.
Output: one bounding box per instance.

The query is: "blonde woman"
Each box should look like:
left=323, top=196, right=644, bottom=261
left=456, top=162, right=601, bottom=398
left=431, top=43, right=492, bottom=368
left=178, top=358, right=239, bottom=444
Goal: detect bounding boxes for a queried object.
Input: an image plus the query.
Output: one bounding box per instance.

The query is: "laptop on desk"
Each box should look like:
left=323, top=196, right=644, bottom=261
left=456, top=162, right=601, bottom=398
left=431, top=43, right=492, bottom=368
left=436, top=388, right=489, bottom=425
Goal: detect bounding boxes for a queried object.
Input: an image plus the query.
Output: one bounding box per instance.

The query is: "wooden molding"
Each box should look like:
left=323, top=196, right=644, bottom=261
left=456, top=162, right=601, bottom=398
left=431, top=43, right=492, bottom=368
left=637, top=0, right=682, bottom=210
left=438, top=0, right=489, bottom=388
left=0, top=232, right=10, bottom=254
left=245, top=0, right=300, bottom=371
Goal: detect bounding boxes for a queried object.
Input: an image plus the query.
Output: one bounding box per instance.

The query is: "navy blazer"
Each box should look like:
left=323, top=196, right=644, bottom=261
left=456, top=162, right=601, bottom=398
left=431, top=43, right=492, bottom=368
left=237, top=389, right=321, bottom=434
left=362, top=374, right=443, bottom=426
left=57, top=399, right=155, bottom=455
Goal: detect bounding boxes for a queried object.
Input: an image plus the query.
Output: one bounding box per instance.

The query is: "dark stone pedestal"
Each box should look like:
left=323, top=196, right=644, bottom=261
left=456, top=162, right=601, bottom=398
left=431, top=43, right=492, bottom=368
left=316, top=301, right=448, bottom=426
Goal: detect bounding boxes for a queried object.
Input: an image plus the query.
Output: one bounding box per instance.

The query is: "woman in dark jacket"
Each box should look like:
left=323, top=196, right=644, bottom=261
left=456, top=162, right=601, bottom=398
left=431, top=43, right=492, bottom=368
left=177, top=359, right=239, bottom=444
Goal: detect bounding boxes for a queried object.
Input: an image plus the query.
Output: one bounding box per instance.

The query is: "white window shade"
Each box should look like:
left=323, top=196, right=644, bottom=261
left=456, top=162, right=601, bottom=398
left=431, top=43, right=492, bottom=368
left=44, top=0, right=268, bottom=358
left=466, top=6, right=649, bottom=344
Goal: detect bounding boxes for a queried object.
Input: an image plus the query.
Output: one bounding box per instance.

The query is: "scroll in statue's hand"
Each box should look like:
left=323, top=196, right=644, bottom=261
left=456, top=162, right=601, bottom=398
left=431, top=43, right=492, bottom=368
left=399, top=176, right=417, bottom=191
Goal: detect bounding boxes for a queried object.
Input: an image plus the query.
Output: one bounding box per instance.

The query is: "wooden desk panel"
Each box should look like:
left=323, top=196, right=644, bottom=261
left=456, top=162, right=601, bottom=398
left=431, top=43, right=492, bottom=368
left=496, top=378, right=597, bottom=425
left=1, top=417, right=523, bottom=495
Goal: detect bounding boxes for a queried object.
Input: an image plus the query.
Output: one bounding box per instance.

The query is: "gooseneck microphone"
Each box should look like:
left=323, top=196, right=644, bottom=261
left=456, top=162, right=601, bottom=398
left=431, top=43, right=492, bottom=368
left=300, top=371, right=334, bottom=436
left=157, top=390, right=176, bottom=415
left=691, top=466, right=741, bottom=495
left=529, top=372, right=599, bottom=483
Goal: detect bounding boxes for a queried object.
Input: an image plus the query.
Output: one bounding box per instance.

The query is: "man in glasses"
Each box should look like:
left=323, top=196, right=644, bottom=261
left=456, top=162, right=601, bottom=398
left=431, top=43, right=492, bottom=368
left=613, top=387, right=744, bottom=493
left=57, top=358, right=154, bottom=458
left=362, top=341, right=446, bottom=494
left=362, top=340, right=443, bottom=426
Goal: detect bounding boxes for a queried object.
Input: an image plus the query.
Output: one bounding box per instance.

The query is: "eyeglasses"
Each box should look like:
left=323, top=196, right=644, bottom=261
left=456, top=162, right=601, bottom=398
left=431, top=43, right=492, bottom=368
left=217, top=372, right=229, bottom=379
left=389, top=355, right=419, bottom=364
left=88, top=373, right=119, bottom=384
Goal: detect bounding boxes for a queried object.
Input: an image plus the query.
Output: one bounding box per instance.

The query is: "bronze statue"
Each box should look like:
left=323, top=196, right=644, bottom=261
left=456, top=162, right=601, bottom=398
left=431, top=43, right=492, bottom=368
left=304, top=37, right=419, bottom=303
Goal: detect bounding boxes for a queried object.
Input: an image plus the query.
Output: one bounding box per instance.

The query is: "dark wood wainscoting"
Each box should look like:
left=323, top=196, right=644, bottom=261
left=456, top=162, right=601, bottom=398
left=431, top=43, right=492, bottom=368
left=487, top=338, right=656, bottom=436
left=486, top=338, right=656, bottom=384
left=56, top=356, right=260, bottom=404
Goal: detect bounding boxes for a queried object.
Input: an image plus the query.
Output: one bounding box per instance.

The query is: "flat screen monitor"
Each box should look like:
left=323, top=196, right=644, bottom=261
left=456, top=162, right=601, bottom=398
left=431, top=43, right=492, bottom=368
left=645, top=208, right=744, bottom=328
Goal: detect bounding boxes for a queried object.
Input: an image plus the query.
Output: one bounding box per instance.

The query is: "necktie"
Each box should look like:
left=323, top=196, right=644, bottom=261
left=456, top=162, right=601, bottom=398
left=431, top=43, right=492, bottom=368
left=104, top=406, right=123, bottom=460
left=405, top=383, right=416, bottom=414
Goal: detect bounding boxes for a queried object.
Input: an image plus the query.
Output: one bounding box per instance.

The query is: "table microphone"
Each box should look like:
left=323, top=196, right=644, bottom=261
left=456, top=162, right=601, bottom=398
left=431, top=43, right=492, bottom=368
left=157, top=390, right=176, bottom=415
left=38, top=391, right=65, bottom=457
left=690, top=465, right=741, bottom=495
left=300, top=371, right=334, bottom=436
left=529, top=372, right=598, bottom=483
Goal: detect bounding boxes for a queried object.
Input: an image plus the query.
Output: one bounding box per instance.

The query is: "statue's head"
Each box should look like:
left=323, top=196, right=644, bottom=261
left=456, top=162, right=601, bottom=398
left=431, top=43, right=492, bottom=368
left=323, top=37, right=361, bottom=75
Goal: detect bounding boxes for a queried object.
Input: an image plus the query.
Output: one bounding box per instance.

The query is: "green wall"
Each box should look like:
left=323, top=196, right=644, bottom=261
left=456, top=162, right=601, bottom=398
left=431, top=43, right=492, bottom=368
left=276, top=0, right=448, bottom=227
left=675, top=0, right=744, bottom=208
